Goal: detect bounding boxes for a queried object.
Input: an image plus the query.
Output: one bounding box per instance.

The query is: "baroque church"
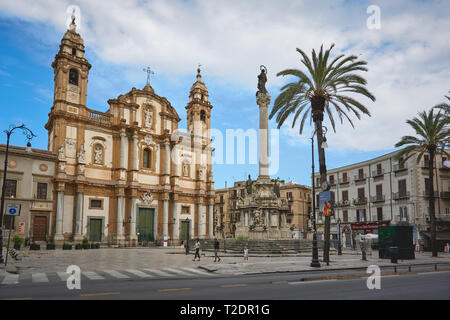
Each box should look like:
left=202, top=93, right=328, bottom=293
left=45, top=20, right=215, bottom=245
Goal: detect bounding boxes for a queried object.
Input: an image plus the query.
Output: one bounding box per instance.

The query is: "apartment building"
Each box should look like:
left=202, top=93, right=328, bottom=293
left=313, top=150, right=450, bottom=249
left=0, top=144, right=56, bottom=243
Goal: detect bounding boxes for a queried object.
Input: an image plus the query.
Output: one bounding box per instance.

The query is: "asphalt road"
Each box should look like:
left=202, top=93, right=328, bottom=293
left=1, top=264, right=449, bottom=300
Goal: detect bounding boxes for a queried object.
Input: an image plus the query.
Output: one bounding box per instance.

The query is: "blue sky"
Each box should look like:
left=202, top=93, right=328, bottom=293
left=0, top=0, right=449, bottom=189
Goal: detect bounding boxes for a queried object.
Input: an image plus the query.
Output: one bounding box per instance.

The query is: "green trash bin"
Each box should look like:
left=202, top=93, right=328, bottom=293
left=390, top=246, right=398, bottom=263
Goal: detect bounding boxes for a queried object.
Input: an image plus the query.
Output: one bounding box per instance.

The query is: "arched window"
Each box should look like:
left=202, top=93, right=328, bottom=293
left=69, top=68, right=79, bottom=86
left=200, top=110, right=206, bottom=122
left=143, top=148, right=151, bottom=169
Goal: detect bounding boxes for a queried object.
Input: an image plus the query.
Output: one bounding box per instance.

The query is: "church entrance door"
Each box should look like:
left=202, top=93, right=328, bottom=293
left=88, top=218, right=102, bottom=242
left=181, top=220, right=190, bottom=241
left=138, top=208, right=155, bottom=242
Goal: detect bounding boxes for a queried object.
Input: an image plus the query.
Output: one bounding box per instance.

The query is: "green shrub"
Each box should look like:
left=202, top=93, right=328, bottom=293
left=82, top=237, right=89, bottom=245
left=13, top=236, right=24, bottom=245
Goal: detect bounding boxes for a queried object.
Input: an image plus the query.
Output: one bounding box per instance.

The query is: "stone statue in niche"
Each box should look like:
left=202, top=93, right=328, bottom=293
left=182, top=162, right=189, bottom=177
left=144, top=106, right=153, bottom=129
left=253, top=209, right=262, bottom=227
left=58, top=143, right=65, bottom=161
left=93, top=144, right=103, bottom=164
left=77, top=144, right=86, bottom=163
left=198, top=166, right=205, bottom=180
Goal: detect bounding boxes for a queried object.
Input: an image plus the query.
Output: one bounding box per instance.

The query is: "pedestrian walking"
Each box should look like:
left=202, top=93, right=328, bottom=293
left=244, top=245, right=249, bottom=261
left=193, top=239, right=201, bottom=261
left=213, top=238, right=221, bottom=262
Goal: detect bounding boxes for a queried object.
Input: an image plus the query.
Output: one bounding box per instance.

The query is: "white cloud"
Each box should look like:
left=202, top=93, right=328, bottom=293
left=0, top=0, right=449, bottom=151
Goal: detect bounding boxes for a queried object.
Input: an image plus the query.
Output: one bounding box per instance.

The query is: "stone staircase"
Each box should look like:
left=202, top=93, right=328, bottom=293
left=190, top=239, right=324, bottom=255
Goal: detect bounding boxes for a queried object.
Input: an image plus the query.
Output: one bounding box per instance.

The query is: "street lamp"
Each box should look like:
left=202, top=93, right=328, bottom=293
left=184, top=218, right=190, bottom=255
left=0, top=124, right=35, bottom=264
left=337, top=218, right=342, bottom=255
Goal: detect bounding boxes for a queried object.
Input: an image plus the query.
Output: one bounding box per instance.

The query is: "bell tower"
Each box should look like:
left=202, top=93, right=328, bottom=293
left=51, top=15, right=91, bottom=111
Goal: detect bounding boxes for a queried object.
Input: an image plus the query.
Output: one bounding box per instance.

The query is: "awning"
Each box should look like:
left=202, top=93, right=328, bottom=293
left=421, top=232, right=450, bottom=241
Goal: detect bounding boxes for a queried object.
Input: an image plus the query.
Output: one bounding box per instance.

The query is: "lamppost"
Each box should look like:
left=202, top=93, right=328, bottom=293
left=310, top=130, right=320, bottom=267
left=184, top=218, right=190, bottom=255
left=337, top=218, right=342, bottom=255
left=0, top=124, right=35, bottom=264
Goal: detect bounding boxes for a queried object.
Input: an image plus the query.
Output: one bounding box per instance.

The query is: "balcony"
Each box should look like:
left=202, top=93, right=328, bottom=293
left=335, top=199, right=350, bottom=207
left=441, top=191, right=450, bottom=200
left=423, top=191, right=439, bottom=198
left=372, top=169, right=385, bottom=178
left=353, top=174, right=367, bottom=182
left=393, top=191, right=410, bottom=200
left=439, top=162, right=450, bottom=171
left=353, top=197, right=368, bottom=206
left=88, top=109, right=111, bottom=123
left=393, top=163, right=408, bottom=172
left=396, top=215, right=410, bottom=224
left=338, top=177, right=350, bottom=185
left=370, top=195, right=385, bottom=203
left=421, top=160, right=430, bottom=169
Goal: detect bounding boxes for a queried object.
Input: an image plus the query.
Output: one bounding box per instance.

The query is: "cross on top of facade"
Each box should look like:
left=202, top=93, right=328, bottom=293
left=143, top=66, right=155, bottom=85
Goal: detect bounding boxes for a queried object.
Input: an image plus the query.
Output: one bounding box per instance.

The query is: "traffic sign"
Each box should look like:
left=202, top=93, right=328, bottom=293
left=6, top=203, right=21, bottom=216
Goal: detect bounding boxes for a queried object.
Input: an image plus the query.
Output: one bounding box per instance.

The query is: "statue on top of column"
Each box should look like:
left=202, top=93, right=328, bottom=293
left=257, top=65, right=267, bottom=95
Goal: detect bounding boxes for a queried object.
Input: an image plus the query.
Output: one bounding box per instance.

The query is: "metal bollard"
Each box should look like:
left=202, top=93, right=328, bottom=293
left=408, top=266, right=411, bottom=272
left=394, top=266, right=397, bottom=273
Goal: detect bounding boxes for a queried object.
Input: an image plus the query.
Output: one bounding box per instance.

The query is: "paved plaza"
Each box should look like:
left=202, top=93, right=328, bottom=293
left=2, top=247, right=450, bottom=276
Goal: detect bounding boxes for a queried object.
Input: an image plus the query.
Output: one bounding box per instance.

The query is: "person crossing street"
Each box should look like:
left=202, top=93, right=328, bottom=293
left=213, top=238, right=221, bottom=262
left=192, top=239, right=201, bottom=261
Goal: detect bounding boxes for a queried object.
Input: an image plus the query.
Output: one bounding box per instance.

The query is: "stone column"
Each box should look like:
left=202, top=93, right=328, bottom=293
left=198, top=202, right=206, bottom=238
left=164, top=142, right=171, bottom=175
left=133, top=134, right=139, bottom=171
left=257, top=92, right=271, bottom=179
left=130, top=196, right=137, bottom=238
left=172, top=200, right=179, bottom=240
left=74, top=191, right=83, bottom=239
left=54, top=190, right=64, bottom=241
left=208, top=203, right=214, bottom=239
left=117, top=195, right=124, bottom=239
left=120, top=132, right=127, bottom=169
left=163, top=199, right=169, bottom=239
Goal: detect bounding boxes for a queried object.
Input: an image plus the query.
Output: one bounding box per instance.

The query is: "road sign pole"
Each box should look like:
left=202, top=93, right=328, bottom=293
left=4, top=215, right=13, bottom=266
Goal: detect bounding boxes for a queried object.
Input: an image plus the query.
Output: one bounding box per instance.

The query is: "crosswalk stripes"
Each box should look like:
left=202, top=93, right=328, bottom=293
left=57, top=272, right=70, bottom=281
left=82, top=271, right=105, bottom=280
left=162, top=267, right=195, bottom=276
left=103, top=270, right=130, bottom=279
left=2, top=274, right=19, bottom=285
left=124, top=269, right=154, bottom=278
left=1, top=266, right=215, bottom=286
left=143, top=268, right=175, bottom=277
left=180, top=267, right=212, bottom=276
left=32, top=273, right=49, bottom=283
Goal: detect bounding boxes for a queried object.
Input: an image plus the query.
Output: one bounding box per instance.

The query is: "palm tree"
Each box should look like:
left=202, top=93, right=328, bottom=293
left=433, top=92, right=450, bottom=120
left=269, top=44, right=375, bottom=263
left=395, top=109, right=449, bottom=257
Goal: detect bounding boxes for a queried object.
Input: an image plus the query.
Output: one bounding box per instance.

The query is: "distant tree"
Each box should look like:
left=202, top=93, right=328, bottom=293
left=395, top=109, right=449, bottom=257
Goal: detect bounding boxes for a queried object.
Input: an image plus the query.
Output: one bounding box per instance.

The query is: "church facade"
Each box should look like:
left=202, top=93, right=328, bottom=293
left=45, top=22, right=215, bottom=245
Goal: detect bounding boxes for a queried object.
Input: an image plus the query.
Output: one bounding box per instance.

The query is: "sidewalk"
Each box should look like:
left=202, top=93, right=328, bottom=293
left=199, top=251, right=450, bottom=275
left=1, top=247, right=449, bottom=276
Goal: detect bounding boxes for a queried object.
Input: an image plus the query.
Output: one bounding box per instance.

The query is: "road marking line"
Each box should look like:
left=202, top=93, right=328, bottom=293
left=125, top=269, right=154, bottom=278
left=220, top=283, right=248, bottom=288
left=180, top=267, right=213, bottom=276
left=32, top=273, right=49, bottom=283
left=103, top=270, right=130, bottom=279
left=158, top=288, right=192, bottom=292
left=143, top=269, right=174, bottom=277
left=2, top=274, right=19, bottom=285
left=2, top=297, right=33, bottom=300
left=80, top=292, right=120, bottom=297
left=161, top=268, right=193, bottom=276
left=271, top=281, right=288, bottom=284
left=381, top=275, right=400, bottom=278
left=289, top=279, right=338, bottom=285
left=82, top=271, right=105, bottom=280
left=57, top=272, right=70, bottom=281
left=416, top=271, right=450, bottom=276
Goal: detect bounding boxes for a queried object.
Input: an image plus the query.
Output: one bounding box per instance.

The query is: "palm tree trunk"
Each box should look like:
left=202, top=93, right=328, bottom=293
left=315, top=121, right=329, bottom=263
left=429, top=148, right=437, bottom=257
